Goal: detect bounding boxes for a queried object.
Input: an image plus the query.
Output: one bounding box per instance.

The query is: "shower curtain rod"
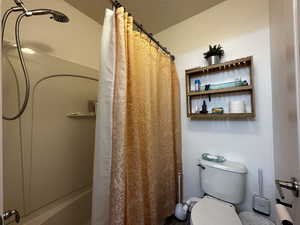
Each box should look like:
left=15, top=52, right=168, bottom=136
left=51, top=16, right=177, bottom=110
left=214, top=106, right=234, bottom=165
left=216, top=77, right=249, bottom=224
left=111, top=0, right=175, bottom=61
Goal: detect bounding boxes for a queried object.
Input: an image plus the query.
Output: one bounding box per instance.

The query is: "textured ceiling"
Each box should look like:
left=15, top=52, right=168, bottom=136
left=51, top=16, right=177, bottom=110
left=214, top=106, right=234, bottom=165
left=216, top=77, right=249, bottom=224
left=64, top=0, right=226, bottom=34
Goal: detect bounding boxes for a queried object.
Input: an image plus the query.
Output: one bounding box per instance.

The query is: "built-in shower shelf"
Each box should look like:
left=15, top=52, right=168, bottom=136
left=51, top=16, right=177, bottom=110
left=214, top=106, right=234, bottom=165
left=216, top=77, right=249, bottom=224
left=66, top=112, right=96, bottom=119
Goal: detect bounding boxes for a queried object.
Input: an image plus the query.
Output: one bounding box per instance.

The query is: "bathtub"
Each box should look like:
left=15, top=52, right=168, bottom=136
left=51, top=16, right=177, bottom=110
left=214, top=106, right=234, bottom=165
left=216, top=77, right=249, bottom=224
left=20, top=188, right=92, bottom=225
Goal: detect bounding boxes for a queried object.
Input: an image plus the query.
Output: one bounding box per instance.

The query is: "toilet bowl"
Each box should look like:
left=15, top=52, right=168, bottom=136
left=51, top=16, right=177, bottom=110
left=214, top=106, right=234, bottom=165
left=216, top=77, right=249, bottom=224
left=190, top=159, right=248, bottom=225
left=191, top=196, right=242, bottom=225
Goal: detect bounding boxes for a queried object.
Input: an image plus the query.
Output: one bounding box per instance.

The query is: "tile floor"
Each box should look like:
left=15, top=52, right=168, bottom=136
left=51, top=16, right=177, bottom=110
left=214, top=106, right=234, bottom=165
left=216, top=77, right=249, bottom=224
left=164, top=216, right=188, bottom=225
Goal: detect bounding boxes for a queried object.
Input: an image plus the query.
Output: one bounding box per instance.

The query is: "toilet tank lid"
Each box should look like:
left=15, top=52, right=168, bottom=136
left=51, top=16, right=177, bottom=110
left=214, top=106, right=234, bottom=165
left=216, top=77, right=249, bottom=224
left=199, top=159, right=248, bottom=174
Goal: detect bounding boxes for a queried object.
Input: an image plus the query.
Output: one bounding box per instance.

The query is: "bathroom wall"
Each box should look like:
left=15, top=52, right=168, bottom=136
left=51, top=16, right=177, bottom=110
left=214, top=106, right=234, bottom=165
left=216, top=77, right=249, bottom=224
left=2, top=0, right=102, bottom=70
left=156, top=0, right=276, bottom=214
left=270, top=0, right=300, bottom=222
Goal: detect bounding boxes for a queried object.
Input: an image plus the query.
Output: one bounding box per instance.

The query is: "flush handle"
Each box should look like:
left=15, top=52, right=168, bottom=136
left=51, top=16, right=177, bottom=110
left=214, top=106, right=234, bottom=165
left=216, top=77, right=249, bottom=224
left=276, top=177, right=299, bottom=199
left=197, top=163, right=205, bottom=170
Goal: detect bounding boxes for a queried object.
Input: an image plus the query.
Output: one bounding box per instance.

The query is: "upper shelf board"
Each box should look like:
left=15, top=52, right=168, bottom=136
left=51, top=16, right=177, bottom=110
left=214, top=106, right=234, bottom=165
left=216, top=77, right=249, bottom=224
left=186, top=56, right=252, bottom=76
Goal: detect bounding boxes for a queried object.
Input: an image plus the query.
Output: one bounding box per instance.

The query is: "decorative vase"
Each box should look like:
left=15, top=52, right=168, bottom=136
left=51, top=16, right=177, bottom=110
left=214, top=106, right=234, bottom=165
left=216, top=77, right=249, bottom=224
left=207, top=55, right=221, bottom=65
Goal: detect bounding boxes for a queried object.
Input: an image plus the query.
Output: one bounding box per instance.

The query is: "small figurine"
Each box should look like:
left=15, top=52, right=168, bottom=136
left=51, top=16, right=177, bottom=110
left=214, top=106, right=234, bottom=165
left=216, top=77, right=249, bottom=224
left=200, top=100, right=208, bottom=114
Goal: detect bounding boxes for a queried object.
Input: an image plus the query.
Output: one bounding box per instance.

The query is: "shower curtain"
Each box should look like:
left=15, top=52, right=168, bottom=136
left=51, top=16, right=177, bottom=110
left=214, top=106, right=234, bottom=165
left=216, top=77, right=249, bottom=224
left=92, top=7, right=182, bottom=225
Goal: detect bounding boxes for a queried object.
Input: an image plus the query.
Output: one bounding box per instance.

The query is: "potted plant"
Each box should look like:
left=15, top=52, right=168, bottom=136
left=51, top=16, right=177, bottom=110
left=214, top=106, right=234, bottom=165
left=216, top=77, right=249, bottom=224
left=203, top=44, right=224, bottom=65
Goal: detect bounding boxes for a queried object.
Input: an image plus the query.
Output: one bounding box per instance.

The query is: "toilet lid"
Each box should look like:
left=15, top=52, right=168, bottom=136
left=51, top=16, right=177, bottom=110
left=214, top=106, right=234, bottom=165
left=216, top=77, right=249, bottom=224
left=191, top=197, right=242, bottom=225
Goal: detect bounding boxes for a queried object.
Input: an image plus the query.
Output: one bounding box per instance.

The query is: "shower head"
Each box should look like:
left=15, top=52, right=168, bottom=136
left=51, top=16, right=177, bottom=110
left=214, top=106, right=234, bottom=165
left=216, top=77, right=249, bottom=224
left=50, top=10, right=69, bottom=23
left=29, top=9, right=69, bottom=23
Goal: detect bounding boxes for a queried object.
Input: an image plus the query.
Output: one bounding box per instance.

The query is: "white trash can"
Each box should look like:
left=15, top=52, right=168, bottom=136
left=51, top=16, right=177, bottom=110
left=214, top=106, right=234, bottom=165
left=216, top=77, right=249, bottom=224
left=239, top=212, right=275, bottom=225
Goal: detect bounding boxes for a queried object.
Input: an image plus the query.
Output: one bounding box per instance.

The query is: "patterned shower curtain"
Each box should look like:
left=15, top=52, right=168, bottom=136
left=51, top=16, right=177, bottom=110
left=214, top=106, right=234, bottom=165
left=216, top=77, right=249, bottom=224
left=92, top=7, right=182, bottom=225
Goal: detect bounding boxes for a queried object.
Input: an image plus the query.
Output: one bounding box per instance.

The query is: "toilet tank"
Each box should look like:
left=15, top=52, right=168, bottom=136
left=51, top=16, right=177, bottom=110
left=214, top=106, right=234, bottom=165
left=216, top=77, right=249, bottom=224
left=199, top=159, right=247, bottom=204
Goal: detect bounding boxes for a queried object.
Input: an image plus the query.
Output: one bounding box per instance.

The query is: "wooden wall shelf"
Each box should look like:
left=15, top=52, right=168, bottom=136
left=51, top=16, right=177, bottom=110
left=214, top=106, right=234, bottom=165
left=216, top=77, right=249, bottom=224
left=187, top=85, right=253, bottom=96
left=185, top=56, right=255, bottom=120
left=186, top=56, right=252, bottom=76
left=190, top=113, right=255, bottom=120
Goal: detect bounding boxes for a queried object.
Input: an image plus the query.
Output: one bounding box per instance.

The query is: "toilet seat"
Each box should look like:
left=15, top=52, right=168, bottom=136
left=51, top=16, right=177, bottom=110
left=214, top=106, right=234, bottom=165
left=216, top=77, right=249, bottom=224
left=191, top=197, right=242, bottom=225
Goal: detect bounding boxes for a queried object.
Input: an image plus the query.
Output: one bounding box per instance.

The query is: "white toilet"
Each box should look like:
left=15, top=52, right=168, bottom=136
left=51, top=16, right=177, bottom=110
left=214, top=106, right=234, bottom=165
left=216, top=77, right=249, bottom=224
left=191, top=159, right=248, bottom=225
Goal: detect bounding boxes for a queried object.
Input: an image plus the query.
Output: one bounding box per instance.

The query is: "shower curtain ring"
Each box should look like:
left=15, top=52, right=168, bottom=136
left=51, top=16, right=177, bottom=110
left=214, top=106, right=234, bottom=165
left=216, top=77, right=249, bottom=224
left=116, top=2, right=122, bottom=8
left=149, top=33, right=153, bottom=43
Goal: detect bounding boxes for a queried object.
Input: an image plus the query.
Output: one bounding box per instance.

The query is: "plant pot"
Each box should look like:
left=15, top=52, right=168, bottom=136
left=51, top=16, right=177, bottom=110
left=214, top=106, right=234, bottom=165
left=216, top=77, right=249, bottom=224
left=207, top=55, right=221, bottom=65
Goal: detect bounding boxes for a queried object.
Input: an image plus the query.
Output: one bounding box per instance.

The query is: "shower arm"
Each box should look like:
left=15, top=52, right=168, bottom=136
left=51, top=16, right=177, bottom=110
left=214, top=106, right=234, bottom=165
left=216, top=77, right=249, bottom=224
left=13, top=0, right=32, bottom=16
left=2, top=0, right=36, bottom=36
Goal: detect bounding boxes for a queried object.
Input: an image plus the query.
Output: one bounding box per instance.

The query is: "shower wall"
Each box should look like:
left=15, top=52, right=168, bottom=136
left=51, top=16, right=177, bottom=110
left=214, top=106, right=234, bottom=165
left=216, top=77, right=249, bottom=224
left=2, top=0, right=102, bottom=70
left=3, top=44, right=98, bottom=224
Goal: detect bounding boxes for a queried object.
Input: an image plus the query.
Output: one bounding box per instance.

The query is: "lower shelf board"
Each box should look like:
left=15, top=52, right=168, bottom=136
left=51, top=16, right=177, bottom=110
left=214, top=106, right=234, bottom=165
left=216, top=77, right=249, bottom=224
left=189, top=113, right=255, bottom=120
